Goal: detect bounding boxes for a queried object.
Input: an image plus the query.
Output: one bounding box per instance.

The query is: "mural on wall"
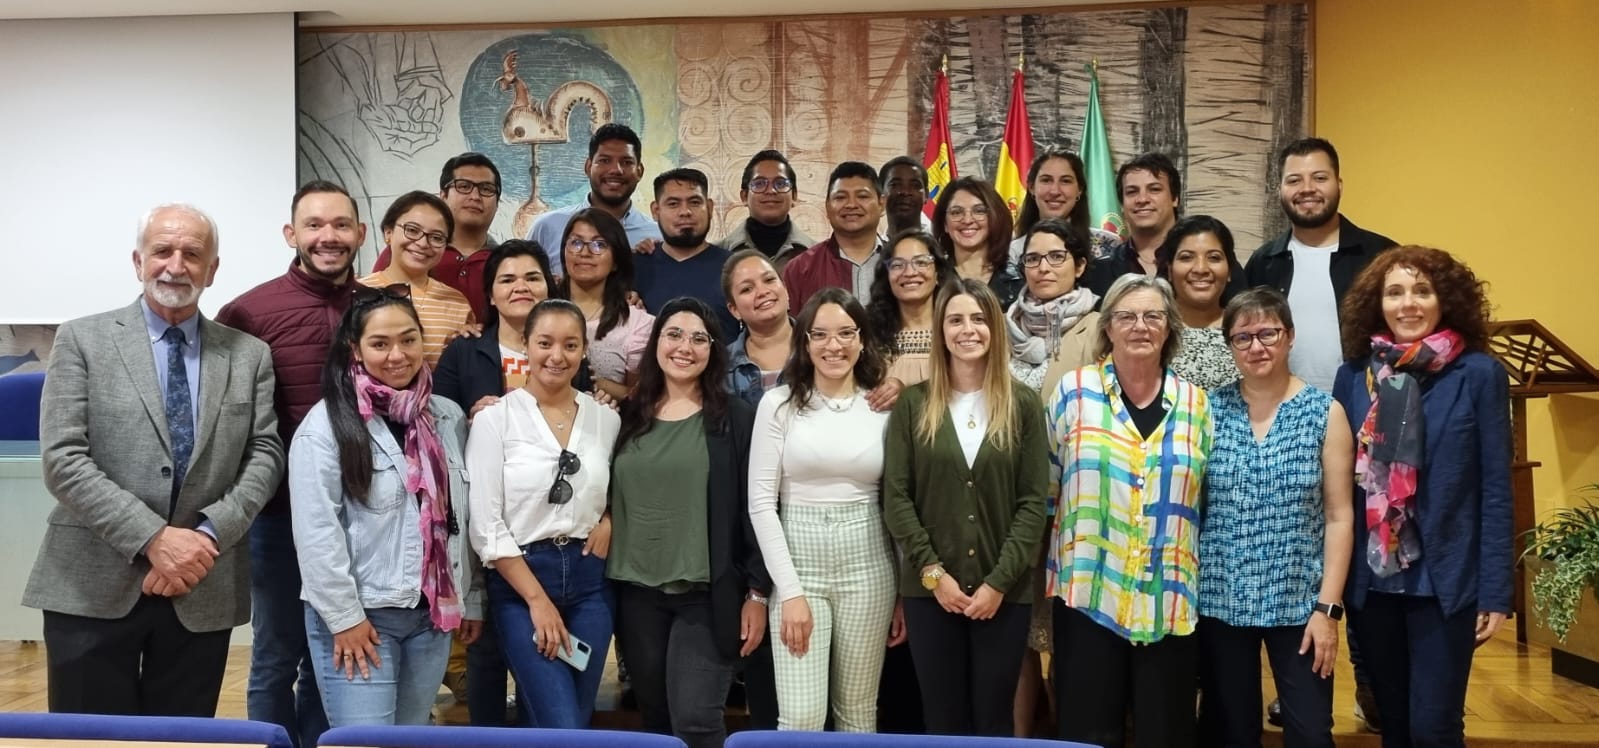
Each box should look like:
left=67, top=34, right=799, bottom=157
left=2, top=3, right=1310, bottom=369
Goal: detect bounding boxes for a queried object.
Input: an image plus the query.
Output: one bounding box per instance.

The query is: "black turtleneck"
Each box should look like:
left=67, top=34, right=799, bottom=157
left=746, top=217, right=792, bottom=258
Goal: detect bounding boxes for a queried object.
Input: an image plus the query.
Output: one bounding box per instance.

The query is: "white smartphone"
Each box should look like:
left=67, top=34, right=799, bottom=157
left=533, top=631, right=592, bottom=672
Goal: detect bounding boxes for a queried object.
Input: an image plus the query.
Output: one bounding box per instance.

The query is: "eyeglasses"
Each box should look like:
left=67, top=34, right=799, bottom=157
left=1021, top=251, right=1072, bottom=268
left=806, top=327, right=859, bottom=345
left=662, top=327, right=713, bottom=347
left=353, top=282, right=411, bottom=307
left=1227, top=327, right=1286, bottom=350
left=748, top=177, right=793, bottom=194
left=399, top=222, right=449, bottom=248
left=548, top=450, right=581, bottom=505
left=887, top=255, right=935, bottom=274
left=448, top=179, right=501, bottom=198
left=566, top=237, right=610, bottom=255
left=1108, top=310, right=1169, bottom=329
left=946, top=205, right=990, bottom=222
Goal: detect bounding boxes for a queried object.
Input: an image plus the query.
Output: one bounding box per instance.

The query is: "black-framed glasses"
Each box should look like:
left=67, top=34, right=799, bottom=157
left=399, top=222, right=449, bottom=248
left=1227, top=327, right=1286, bottom=350
left=748, top=177, right=793, bottom=194
left=353, top=282, right=411, bottom=307
left=1021, top=250, right=1072, bottom=268
left=448, top=179, right=501, bottom=198
left=566, top=237, right=610, bottom=255
left=886, top=254, right=935, bottom=274
left=548, top=450, right=581, bottom=505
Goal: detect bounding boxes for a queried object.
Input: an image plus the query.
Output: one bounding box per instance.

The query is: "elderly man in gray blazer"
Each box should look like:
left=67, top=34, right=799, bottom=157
left=22, top=203, right=283, bottom=717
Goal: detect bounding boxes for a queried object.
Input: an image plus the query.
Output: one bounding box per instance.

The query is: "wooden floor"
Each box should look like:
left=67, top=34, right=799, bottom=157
left=0, top=627, right=1595, bottom=746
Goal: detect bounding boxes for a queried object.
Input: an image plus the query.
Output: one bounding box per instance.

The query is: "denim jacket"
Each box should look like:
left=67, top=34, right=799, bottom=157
left=290, top=396, right=484, bottom=633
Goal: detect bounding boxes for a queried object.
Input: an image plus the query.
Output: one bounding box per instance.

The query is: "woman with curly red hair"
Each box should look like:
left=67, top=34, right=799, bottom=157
left=1331, top=246, right=1512, bottom=747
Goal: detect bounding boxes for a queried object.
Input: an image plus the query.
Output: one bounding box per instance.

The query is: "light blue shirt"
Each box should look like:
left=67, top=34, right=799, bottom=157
left=140, top=298, right=200, bottom=411
left=525, top=197, right=662, bottom=277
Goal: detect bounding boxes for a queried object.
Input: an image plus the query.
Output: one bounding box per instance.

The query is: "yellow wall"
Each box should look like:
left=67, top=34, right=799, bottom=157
left=1316, top=0, right=1599, bottom=514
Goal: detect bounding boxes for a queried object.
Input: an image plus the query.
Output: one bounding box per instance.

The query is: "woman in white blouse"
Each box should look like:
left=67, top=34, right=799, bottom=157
left=748, top=287, right=900, bottom=732
left=466, top=299, right=621, bottom=729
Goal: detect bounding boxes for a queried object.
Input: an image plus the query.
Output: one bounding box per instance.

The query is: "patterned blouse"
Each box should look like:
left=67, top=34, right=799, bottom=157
left=1045, top=359, right=1212, bottom=643
left=887, top=328, right=933, bottom=386
left=1171, top=326, right=1239, bottom=392
left=1198, top=383, right=1331, bottom=627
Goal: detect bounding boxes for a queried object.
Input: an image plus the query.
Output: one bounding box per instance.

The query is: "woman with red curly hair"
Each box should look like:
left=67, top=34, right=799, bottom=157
left=1331, top=246, right=1512, bottom=747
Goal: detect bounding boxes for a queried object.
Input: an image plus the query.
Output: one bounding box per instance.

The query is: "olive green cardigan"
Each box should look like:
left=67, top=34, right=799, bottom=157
left=881, top=381, right=1050, bottom=602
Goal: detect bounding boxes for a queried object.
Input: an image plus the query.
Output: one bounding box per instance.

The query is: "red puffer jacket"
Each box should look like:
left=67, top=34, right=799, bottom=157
left=216, top=261, right=357, bottom=514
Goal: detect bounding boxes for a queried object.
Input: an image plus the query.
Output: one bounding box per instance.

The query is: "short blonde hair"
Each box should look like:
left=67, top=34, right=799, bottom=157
left=1093, top=274, right=1184, bottom=369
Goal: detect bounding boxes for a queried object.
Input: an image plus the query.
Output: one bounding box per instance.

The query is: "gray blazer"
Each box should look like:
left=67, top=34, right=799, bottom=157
left=23, top=300, right=284, bottom=632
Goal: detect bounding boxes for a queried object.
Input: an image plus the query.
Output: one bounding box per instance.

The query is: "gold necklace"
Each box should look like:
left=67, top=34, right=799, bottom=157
left=537, top=399, right=576, bottom=430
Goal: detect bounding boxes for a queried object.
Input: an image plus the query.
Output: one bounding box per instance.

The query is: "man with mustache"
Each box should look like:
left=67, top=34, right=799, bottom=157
left=372, top=152, right=504, bottom=322
left=878, top=156, right=930, bottom=238
left=635, top=168, right=740, bottom=340
left=214, top=181, right=366, bottom=747
left=25, top=203, right=282, bottom=719
left=717, top=150, right=815, bottom=272
left=1246, top=137, right=1394, bottom=734
left=781, top=161, right=887, bottom=316
left=526, top=123, right=662, bottom=280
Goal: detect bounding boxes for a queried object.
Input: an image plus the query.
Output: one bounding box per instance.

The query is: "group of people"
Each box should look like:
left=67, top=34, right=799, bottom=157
left=26, top=123, right=1512, bottom=748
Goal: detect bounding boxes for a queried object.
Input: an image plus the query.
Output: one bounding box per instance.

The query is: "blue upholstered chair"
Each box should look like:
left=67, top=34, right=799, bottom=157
left=317, top=725, right=688, bottom=747
left=0, top=371, right=44, bottom=441
left=0, top=711, right=291, bottom=747
left=725, top=732, right=1088, bottom=748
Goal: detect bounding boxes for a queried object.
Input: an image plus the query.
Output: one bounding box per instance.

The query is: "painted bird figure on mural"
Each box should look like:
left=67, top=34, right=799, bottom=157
left=498, top=49, right=616, bottom=236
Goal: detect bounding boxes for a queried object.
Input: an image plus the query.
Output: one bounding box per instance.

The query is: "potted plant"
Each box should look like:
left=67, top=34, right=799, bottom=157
left=1522, top=484, right=1599, bottom=687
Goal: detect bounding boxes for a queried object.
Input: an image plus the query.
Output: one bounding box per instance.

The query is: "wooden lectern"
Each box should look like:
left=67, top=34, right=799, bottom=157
left=1485, top=319, right=1599, bottom=643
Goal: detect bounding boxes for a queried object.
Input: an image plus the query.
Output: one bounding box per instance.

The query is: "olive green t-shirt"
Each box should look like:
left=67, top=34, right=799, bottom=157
left=607, top=414, right=711, bottom=590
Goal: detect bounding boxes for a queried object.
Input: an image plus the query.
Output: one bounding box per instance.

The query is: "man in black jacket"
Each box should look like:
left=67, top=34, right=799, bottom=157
left=1245, top=137, right=1393, bottom=733
left=1246, top=137, right=1396, bottom=392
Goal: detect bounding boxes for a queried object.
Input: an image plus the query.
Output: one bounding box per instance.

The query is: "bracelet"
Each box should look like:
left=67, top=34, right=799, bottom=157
left=746, top=591, right=769, bottom=605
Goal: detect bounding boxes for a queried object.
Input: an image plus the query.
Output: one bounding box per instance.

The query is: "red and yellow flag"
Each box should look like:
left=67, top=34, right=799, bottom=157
left=995, top=61, right=1034, bottom=223
left=922, top=59, right=957, bottom=218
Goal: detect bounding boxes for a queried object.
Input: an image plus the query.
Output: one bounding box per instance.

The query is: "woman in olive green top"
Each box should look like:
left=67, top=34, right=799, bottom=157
left=882, top=278, right=1050, bottom=737
left=608, top=296, right=770, bottom=748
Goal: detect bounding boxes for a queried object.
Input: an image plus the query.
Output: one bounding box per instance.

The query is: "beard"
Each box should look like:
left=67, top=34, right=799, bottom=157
left=298, top=242, right=354, bottom=280
left=662, top=227, right=710, bottom=249
left=145, top=273, right=203, bottom=310
left=1282, top=191, right=1341, bottom=229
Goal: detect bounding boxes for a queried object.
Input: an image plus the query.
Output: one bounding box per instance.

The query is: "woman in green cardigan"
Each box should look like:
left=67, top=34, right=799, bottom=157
left=881, top=277, right=1050, bottom=737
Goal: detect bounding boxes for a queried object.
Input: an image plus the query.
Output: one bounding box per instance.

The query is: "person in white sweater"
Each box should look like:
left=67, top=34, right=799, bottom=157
left=747, top=287, right=900, bottom=731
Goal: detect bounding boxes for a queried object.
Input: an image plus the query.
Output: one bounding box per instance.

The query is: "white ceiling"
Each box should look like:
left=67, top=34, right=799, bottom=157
left=0, top=0, right=1152, bottom=27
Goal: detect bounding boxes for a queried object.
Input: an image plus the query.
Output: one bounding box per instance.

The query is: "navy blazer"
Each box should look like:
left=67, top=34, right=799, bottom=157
left=1332, top=351, right=1513, bottom=617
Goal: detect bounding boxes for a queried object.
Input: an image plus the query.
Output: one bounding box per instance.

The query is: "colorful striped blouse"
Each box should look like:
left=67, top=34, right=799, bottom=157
left=1045, top=359, right=1211, bottom=643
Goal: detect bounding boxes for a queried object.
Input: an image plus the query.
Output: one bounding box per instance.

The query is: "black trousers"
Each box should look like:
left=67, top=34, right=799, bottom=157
left=901, top=597, right=1030, bottom=736
left=1349, top=593, right=1477, bottom=748
left=739, top=637, right=778, bottom=730
left=614, top=584, right=736, bottom=748
left=1198, top=616, right=1334, bottom=748
left=876, top=641, right=925, bottom=734
left=43, top=596, right=231, bottom=716
left=1053, top=600, right=1198, bottom=748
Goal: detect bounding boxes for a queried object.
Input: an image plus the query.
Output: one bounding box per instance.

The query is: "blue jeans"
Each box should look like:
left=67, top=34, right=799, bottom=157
left=488, top=540, right=614, bottom=729
left=1349, top=593, right=1477, bottom=747
left=304, top=604, right=451, bottom=727
left=247, top=514, right=327, bottom=748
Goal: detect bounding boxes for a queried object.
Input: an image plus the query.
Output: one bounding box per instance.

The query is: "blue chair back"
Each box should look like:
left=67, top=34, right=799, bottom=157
left=317, top=725, right=688, bottom=747
left=0, top=711, right=291, bottom=747
left=726, top=732, right=1088, bottom=748
left=0, top=371, right=45, bottom=441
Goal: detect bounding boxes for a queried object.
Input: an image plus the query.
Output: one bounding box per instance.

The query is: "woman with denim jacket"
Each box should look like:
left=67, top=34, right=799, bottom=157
left=290, top=288, right=482, bottom=727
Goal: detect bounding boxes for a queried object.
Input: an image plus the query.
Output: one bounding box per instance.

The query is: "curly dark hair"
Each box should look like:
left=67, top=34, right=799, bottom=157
left=865, top=229, right=959, bottom=356
left=1338, top=245, right=1492, bottom=362
left=614, top=296, right=732, bottom=452
left=782, top=288, right=886, bottom=413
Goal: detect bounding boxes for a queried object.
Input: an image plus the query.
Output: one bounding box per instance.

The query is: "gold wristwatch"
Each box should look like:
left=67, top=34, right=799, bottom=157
left=920, top=565, right=946, bottom=591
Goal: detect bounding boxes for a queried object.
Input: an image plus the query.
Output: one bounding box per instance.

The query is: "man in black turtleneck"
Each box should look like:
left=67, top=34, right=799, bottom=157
left=717, top=149, right=815, bottom=271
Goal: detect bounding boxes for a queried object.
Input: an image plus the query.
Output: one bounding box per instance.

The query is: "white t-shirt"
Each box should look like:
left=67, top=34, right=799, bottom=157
left=949, top=389, right=989, bottom=468
left=465, top=389, right=621, bottom=564
left=747, top=385, right=891, bottom=602
left=1286, top=236, right=1343, bottom=392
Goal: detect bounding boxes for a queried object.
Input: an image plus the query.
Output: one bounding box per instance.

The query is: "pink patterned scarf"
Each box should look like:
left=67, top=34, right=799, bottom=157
left=350, top=362, right=463, bottom=632
left=1356, top=328, right=1465, bottom=578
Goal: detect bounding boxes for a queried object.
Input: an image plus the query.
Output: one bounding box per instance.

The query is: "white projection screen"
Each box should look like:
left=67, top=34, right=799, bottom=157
left=0, top=13, right=297, bottom=324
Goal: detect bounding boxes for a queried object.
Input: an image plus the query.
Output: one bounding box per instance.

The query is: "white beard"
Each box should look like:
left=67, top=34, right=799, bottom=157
left=145, top=273, right=203, bottom=309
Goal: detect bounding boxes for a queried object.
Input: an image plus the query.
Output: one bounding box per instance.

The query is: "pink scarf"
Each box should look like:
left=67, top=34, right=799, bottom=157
left=350, top=362, right=463, bottom=632
left=1356, top=328, right=1464, bottom=578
